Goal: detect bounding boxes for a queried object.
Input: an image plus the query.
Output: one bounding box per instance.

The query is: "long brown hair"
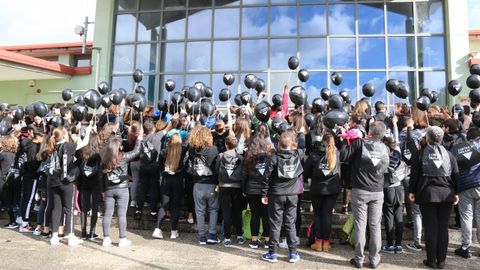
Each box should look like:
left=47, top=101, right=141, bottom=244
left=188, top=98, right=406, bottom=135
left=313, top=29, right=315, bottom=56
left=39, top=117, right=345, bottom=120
left=292, top=113, right=309, bottom=133
left=165, top=133, right=182, bottom=172
left=100, top=137, right=122, bottom=171
left=324, top=133, right=337, bottom=171
left=46, top=127, right=68, bottom=155
left=79, top=132, right=100, bottom=160
left=412, top=102, right=429, bottom=129
left=36, top=135, right=50, bottom=161
left=243, top=137, right=273, bottom=171
left=99, top=123, right=117, bottom=146
left=234, top=118, right=251, bottom=144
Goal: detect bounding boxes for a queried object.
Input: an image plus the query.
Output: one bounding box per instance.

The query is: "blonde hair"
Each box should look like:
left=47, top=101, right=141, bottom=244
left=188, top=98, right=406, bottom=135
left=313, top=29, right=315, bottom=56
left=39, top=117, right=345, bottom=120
left=188, top=126, right=213, bottom=150
left=324, top=133, right=337, bottom=171
left=0, top=135, right=18, bottom=153
left=234, top=118, right=251, bottom=144
left=46, top=127, right=68, bottom=155
left=165, top=133, right=182, bottom=172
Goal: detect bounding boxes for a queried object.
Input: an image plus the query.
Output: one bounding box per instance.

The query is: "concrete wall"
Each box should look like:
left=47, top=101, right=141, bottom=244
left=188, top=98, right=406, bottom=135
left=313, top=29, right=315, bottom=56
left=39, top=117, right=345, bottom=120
left=470, top=39, right=480, bottom=53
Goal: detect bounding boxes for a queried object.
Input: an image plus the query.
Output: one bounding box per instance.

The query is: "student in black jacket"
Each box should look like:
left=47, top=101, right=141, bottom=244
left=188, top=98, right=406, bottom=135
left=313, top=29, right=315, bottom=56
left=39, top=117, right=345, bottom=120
left=409, top=126, right=459, bottom=269
left=261, top=130, right=304, bottom=263
left=303, top=132, right=342, bottom=252
left=243, top=136, right=274, bottom=249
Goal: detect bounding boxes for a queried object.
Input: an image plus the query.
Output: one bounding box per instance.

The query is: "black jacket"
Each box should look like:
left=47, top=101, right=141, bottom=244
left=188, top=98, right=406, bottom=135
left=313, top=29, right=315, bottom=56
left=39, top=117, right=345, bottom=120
left=185, top=146, right=219, bottom=185
left=267, top=149, right=305, bottom=196
left=243, top=152, right=273, bottom=196
left=442, top=132, right=466, bottom=151
left=102, top=138, right=142, bottom=191
left=216, top=149, right=243, bottom=188
left=22, top=139, right=41, bottom=179
left=303, top=150, right=342, bottom=195
left=79, top=153, right=102, bottom=189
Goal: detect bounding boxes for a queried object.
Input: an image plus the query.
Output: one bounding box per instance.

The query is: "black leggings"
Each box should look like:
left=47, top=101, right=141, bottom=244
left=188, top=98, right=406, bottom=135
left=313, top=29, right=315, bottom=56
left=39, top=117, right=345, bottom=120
left=156, top=174, right=183, bottom=230
left=184, top=174, right=195, bottom=214
left=247, top=194, right=270, bottom=238
left=136, top=165, right=160, bottom=213
left=219, top=187, right=243, bottom=239
left=420, top=203, right=452, bottom=264
left=296, top=194, right=303, bottom=236
left=49, top=183, right=75, bottom=234
left=20, top=176, right=38, bottom=223
left=81, top=185, right=101, bottom=234
left=36, top=189, right=47, bottom=226
left=311, top=193, right=338, bottom=241
left=383, top=186, right=404, bottom=246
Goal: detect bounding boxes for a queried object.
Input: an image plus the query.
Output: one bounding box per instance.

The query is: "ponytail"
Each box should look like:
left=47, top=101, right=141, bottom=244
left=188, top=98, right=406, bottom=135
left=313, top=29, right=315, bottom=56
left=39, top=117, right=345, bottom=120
left=46, top=134, right=56, bottom=156
left=325, top=134, right=337, bottom=172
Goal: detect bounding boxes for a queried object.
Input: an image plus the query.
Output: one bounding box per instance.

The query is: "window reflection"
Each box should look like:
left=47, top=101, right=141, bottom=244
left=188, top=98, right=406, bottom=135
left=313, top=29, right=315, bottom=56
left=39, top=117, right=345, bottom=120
left=241, top=39, right=268, bottom=70
left=328, top=4, right=355, bottom=35
left=186, top=42, right=211, bottom=71
left=214, top=8, right=240, bottom=38
left=213, top=40, right=239, bottom=71
left=138, top=75, right=157, bottom=103
left=270, top=6, right=297, bottom=36
left=270, top=39, right=297, bottom=70
left=159, top=74, right=184, bottom=101
left=359, top=38, right=385, bottom=69
left=332, top=71, right=357, bottom=102
left=188, top=9, right=212, bottom=39
left=389, top=71, right=416, bottom=105
left=162, top=11, right=186, bottom=40
left=388, top=37, right=416, bottom=69
left=136, top=44, right=158, bottom=73
left=299, top=38, right=327, bottom=69
left=139, top=0, right=161, bottom=10
left=137, top=13, right=160, bottom=42
left=112, top=76, right=133, bottom=92
left=113, top=45, right=134, bottom=73
left=417, top=1, right=444, bottom=34
left=242, top=7, right=268, bottom=37
left=418, top=36, right=445, bottom=69
left=358, top=4, right=384, bottom=34
left=359, top=72, right=387, bottom=104
left=303, top=72, right=327, bottom=104
left=212, top=73, right=240, bottom=104
left=216, top=0, right=240, bottom=7
left=185, top=74, right=210, bottom=87
left=114, top=14, right=136, bottom=42
left=189, top=0, right=212, bottom=8
left=330, top=38, right=356, bottom=69
left=387, top=2, right=414, bottom=34
left=161, top=42, right=184, bottom=72
left=164, top=0, right=186, bottom=9
left=243, top=0, right=268, bottom=5
left=240, top=73, right=268, bottom=102
left=419, top=71, right=446, bottom=105
left=270, top=72, right=291, bottom=104
left=116, top=0, right=136, bottom=11
left=299, top=5, right=326, bottom=36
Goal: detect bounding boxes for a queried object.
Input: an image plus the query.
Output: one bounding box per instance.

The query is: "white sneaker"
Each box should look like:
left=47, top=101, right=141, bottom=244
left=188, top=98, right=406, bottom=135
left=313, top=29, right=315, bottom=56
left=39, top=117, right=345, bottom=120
left=50, top=236, right=60, bottom=246
left=152, top=228, right=163, bottom=239
left=187, top=218, right=194, bottom=224
left=129, top=201, right=137, bottom=208
left=33, top=228, right=42, bottom=236
left=16, top=216, right=23, bottom=225
left=118, top=238, right=131, bottom=248
left=170, top=230, right=179, bottom=239
left=279, top=238, right=288, bottom=249
left=102, top=237, right=112, bottom=247
left=68, top=235, right=84, bottom=246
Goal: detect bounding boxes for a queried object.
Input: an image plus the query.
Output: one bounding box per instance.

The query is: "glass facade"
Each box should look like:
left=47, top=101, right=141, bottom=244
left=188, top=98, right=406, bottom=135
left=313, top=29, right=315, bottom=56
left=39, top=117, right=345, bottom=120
left=112, top=0, right=447, bottom=106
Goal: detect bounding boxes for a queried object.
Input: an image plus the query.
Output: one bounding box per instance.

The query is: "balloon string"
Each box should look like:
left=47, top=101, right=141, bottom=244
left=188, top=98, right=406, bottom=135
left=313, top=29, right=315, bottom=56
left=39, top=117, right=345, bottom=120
left=94, top=109, right=97, bottom=127
left=168, top=92, right=171, bottom=106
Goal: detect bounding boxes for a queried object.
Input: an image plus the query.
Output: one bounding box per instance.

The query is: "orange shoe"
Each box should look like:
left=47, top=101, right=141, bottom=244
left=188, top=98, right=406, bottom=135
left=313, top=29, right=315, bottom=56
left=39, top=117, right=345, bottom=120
left=310, top=239, right=323, bottom=251
left=322, top=240, right=332, bottom=252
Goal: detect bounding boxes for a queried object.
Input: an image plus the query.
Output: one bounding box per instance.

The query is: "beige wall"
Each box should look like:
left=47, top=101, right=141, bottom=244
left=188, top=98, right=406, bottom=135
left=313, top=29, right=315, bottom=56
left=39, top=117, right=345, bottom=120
left=470, top=39, right=480, bottom=53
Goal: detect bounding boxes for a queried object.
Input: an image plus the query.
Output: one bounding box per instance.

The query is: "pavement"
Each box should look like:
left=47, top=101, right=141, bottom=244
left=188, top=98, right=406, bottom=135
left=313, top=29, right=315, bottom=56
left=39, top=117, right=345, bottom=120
left=1, top=226, right=479, bottom=270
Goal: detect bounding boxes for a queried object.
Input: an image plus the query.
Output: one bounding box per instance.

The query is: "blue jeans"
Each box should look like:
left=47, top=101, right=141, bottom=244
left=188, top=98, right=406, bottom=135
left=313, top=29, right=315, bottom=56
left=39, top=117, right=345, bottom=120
left=193, top=183, right=219, bottom=237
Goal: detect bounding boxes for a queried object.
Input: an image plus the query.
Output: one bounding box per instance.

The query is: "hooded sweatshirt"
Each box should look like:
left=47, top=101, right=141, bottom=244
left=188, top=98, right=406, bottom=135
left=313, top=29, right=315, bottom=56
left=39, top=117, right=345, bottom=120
left=216, top=149, right=243, bottom=188
left=186, top=146, right=219, bottom=185
left=267, top=149, right=305, bottom=196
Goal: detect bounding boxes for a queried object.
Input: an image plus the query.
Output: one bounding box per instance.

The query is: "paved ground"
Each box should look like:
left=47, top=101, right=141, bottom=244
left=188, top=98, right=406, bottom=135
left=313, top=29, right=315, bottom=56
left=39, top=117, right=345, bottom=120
left=0, top=226, right=479, bottom=270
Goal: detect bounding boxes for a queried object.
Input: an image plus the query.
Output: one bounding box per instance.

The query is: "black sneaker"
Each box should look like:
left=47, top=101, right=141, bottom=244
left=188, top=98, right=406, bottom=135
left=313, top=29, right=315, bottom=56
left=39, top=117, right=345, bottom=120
left=449, top=224, right=461, bottom=230
left=249, top=240, right=259, bottom=249
left=41, top=231, right=52, bottom=238
left=58, top=233, right=65, bottom=239
left=4, top=222, right=19, bottom=229
left=349, top=258, right=363, bottom=269
left=134, top=211, right=142, bottom=220
left=89, top=232, right=99, bottom=240
left=437, top=261, right=445, bottom=269
left=81, top=231, right=88, bottom=239
left=455, top=246, right=472, bottom=258
left=405, top=222, right=414, bottom=229
left=423, top=260, right=436, bottom=268
left=406, top=242, right=422, bottom=252
left=342, top=206, right=350, bottom=215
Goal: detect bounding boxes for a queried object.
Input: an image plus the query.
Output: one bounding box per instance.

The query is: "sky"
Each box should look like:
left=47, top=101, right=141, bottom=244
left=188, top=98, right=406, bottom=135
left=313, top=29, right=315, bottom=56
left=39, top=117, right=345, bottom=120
left=0, top=0, right=96, bottom=46
left=469, top=0, right=480, bottom=29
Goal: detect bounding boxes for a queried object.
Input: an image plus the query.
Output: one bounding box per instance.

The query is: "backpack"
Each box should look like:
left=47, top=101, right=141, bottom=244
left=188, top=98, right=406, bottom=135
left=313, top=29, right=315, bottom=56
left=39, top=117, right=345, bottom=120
left=45, top=144, right=79, bottom=183
left=218, top=153, right=242, bottom=182
left=140, top=140, right=158, bottom=164
left=81, top=159, right=99, bottom=178
left=106, top=168, right=126, bottom=184
left=277, top=152, right=303, bottom=181
left=193, top=155, right=213, bottom=177
left=386, top=160, right=408, bottom=185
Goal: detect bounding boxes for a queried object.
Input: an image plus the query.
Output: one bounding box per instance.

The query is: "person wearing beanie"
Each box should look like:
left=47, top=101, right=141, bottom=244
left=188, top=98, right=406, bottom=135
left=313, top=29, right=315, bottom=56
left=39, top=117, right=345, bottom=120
left=409, top=126, right=459, bottom=269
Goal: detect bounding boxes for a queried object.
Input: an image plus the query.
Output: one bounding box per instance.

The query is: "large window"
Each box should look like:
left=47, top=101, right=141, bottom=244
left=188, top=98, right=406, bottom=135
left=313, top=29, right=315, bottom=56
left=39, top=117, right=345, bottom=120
left=112, top=0, right=447, bottom=105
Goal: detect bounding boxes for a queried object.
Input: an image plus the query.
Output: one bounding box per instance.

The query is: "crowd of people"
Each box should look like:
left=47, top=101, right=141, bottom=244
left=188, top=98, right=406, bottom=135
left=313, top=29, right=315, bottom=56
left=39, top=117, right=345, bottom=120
left=0, top=82, right=478, bottom=269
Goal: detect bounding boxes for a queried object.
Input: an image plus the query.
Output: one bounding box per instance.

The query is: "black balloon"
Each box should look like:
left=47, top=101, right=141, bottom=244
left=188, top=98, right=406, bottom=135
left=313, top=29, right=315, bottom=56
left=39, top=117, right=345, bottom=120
left=172, top=91, right=184, bottom=104
left=331, top=72, right=343, bottom=86
left=323, top=109, right=349, bottom=129
left=467, top=74, right=480, bottom=89
left=84, top=89, right=102, bottom=109
left=223, top=73, right=235, bottom=86
left=97, top=81, right=110, bottom=95
left=12, top=106, right=24, bottom=121
left=187, top=87, right=201, bottom=102
left=288, top=56, right=299, bottom=70
left=219, top=88, right=231, bottom=102
left=298, top=69, right=309, bottom=82
left=131, top=93, right=146, bottom=112
left=0, top=103, right=8, bottom=111
left=194, top=81, right=206, bottom=94
left=74, top=94, right=85, bottom=105
left=254, top=101, right=271, bottom=123
left=271, top=117, right=284, bottom=134
left=71, top=104, right=87, bottom=121
left=469, top=88, right=480, bottom=103
left=447, top=80, right=462, bottom=96
left=133, top=69, right=144, bottom=83
left=51, top=116, right=64, bottom=128
left=135, top=85, right=146, bottom=96
left=289, top=86, right=307, bottom=106
left=470, top=64, right=480, bottom=76
left=311, top=98, right=325, bottom=114
left=204, top=87, right=213, bottom=98
left=420, top=88, right=433, bottom=101
left=200, top=100, right=215, bottom=116
left=234, top=94, right=243, bottom=106
left=362, top=83, right=375, bottom=97
left=0, top=124, right=8, bottom=135
left=328, top=94, right=344, bottom=109
left=165, top=79, right=176, bottom=92
left=33, top=101, right=48, bottom=117
left=62, top=88, right=73, bottom=102
left=101, top=95, right=112, bottom=108
left=304, top=113, right=315, bottom=128
left=240, top=92, right=251, bottom=105
left=452, top=104, right=464, bottom=115
left=186, top=101, right=200, bottom=115
left=110, top=90, right=123, bottom=105
left=255, top=79, right=266, bottom=95
left=394, top=81, right=409, bottom=99
left=118, top=88, right=127, bottom=99
left=125, top=93, right=135, bottom=107
left=157, top=100, right=168, bottom=112
left=339, top=90, right=349, bottom=102
left=320, top=88, right=331, bottom=101
left=430, top=91, right=439, bottom=104
left=386, top=79, right=400, bottom=94
left=272, top=94, right=283, bottom=107
left=416, top=96, right=431, bottom=111
left=244, top=74, right=258, bottom=89
left=25, top=104, right=35, bottom=116
left=181, top=86, right=189, bottom=97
